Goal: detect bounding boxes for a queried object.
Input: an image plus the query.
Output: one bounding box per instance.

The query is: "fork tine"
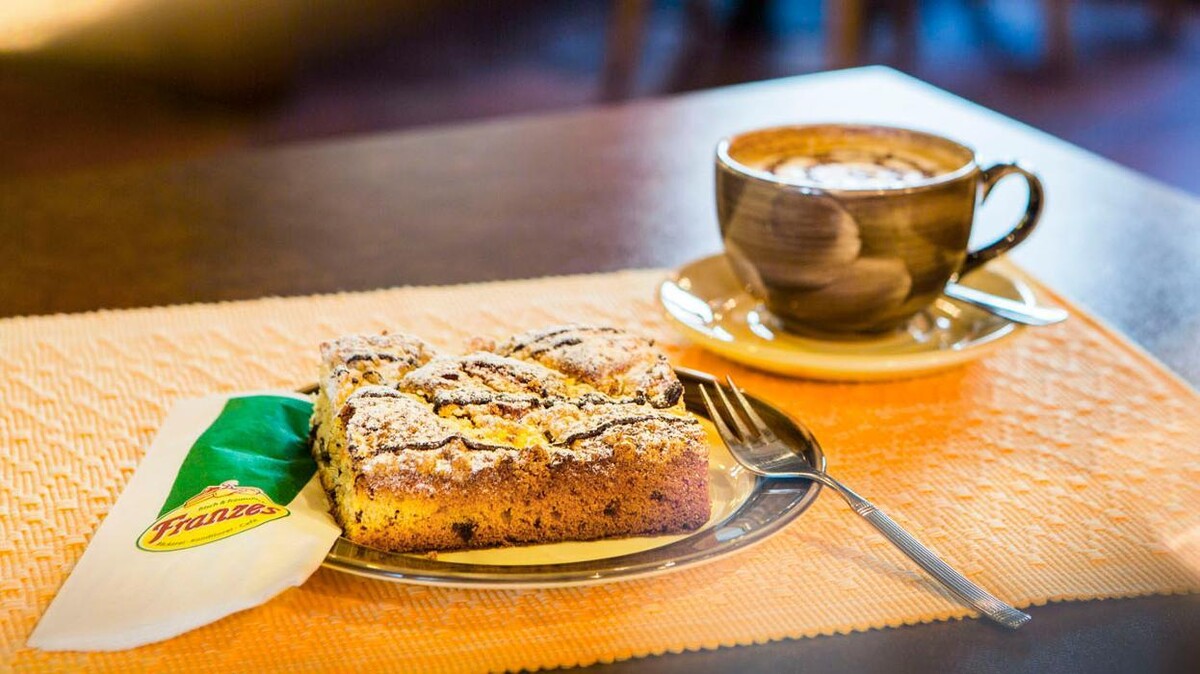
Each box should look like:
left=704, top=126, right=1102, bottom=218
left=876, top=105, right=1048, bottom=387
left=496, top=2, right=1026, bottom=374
left=714, top=381, right=756, bottom=440
left=725, top=376, right=779, bottom=442
left=699, top=384, right=741, bottom=445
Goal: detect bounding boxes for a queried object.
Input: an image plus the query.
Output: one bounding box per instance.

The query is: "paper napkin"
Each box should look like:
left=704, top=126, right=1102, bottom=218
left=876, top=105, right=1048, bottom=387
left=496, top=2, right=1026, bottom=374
left=28, top=392, right=341, bottom=651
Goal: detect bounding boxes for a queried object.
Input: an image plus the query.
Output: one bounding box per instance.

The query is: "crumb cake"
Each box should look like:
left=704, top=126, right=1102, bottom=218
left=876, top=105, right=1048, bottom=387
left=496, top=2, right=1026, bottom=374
left=310, top=325, right=711, bottom=552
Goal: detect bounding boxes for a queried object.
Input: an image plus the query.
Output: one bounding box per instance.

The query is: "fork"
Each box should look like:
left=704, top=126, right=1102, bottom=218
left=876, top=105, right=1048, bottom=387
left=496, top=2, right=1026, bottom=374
left=699, top=377, right=1032, bottom=630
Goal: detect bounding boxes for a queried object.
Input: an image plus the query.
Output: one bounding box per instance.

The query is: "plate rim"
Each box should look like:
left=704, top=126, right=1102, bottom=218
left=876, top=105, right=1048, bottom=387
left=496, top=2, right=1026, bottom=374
left=659, top=253, right=1033, bottom=380
left=311, top=369, right=824, bottom=588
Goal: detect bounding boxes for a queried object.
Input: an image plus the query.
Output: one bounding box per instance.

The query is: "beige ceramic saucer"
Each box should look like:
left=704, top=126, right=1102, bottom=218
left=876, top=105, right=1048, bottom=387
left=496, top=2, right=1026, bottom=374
left=659, top=254, right=1037, bottom=381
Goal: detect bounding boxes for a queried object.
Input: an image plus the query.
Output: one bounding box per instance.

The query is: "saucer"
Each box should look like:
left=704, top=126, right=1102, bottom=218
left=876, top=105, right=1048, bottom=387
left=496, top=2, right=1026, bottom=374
left=658, top=254, right=1036, bottom=381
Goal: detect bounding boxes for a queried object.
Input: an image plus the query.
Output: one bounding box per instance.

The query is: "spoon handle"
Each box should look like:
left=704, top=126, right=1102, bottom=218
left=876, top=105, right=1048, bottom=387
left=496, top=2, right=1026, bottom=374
left=820, top=474, right=1032, bottom=629
left=943, top=282, right=1068, bottom=326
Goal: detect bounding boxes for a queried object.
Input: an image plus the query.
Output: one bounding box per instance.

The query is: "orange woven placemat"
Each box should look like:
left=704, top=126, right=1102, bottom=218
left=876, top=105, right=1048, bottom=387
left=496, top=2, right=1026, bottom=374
left=2, top=268, right=1198, bottom=672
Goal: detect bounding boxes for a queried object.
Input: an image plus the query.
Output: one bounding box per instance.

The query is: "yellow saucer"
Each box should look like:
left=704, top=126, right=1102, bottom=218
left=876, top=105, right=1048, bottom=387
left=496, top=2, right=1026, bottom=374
left=659, top=254, right=1034, bottom=381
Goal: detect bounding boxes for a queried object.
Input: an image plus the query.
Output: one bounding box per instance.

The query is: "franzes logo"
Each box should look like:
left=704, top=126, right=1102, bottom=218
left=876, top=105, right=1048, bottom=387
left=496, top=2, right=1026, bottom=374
left=137, top=481, right=289, bottom=552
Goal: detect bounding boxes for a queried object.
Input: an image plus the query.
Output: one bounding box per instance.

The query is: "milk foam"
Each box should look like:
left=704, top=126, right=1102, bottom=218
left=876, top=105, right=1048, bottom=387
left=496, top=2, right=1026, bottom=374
left=751, top=149, right=943, bottom=189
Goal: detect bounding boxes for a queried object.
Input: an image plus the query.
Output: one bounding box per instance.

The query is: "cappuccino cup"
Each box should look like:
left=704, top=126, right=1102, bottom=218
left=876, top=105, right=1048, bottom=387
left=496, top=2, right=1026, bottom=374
left=716, top=124, right=1043, bottom=336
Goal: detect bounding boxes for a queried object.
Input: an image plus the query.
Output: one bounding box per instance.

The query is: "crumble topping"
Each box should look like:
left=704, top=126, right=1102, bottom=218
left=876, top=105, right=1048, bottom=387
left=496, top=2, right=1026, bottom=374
left=323, top=325, right=704, bottom=475
left=493, top=325, right=683, bottom=407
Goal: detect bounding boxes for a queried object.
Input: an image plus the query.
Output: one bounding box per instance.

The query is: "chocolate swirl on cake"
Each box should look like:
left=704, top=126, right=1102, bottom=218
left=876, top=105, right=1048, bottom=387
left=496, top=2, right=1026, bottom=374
left=494, top=325, right=683, bottom=408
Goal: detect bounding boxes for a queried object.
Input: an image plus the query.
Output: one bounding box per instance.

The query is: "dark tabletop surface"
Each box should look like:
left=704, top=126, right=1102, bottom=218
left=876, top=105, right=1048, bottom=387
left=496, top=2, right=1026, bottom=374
left=3, top=67, right=1198, bottom=672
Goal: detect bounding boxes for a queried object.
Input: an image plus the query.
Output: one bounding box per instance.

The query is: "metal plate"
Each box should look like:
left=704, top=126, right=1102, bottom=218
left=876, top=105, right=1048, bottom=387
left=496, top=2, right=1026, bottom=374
left=313, top=369, right=823, bottom=588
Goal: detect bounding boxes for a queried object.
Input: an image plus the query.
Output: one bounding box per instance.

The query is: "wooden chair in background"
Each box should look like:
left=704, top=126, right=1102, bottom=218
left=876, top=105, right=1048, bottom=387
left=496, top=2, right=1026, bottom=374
left=602, top=0, right=1191, bottom=99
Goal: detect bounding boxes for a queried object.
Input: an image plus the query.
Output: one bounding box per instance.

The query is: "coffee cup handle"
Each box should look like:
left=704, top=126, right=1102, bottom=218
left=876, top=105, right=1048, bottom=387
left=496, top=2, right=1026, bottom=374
left=959, top=162, right=1044, bottom=278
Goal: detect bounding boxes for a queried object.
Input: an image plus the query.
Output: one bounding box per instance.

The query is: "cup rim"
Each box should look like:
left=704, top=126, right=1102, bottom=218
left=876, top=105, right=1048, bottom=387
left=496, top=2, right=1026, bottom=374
left=716, top=123, right=978, bottom=194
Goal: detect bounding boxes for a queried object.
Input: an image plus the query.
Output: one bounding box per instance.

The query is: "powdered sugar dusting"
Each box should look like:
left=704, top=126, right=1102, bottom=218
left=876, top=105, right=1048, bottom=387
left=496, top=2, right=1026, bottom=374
left=317, top=325, right=705, bottom=481
left=494, top=325, right=683, bottom=407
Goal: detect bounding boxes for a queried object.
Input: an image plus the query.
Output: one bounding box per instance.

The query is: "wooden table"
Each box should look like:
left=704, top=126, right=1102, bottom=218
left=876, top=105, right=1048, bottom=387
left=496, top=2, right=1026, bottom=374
left=3, top=67, right=1198, bottom=672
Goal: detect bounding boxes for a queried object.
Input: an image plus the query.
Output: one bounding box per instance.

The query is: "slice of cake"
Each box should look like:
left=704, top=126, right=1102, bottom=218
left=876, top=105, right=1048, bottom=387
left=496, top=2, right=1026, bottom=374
left=310, top=326, right=710, bottom=552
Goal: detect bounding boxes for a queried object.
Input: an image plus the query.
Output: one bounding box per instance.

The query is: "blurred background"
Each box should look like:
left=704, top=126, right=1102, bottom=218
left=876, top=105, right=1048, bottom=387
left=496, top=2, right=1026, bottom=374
left=2, top=0, right=1197, bottom=193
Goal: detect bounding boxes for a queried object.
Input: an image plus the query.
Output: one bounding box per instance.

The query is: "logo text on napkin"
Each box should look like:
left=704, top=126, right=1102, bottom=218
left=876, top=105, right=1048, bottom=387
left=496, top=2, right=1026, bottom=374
left=139, top=482, right=289, bottom=551
left=135, top=395, right=315, bottom=552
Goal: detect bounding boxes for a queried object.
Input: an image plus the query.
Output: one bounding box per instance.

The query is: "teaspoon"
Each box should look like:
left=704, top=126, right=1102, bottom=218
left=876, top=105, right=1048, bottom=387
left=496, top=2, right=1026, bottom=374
left=943, top=282, right=1068, bottom=326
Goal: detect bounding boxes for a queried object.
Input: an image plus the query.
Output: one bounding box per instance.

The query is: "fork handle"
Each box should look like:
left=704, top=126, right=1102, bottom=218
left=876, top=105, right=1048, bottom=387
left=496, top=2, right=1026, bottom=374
left=826, top=478, right=1031, bottom=629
